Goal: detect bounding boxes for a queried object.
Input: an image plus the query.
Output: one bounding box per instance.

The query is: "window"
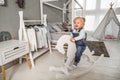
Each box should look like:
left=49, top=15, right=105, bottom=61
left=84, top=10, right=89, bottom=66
left=75, top=0, right=84, bottom=8
left=115, top=0, right=120, bottom=8
left=85, top=16, right=95, bottom=31
left=86, top=0, right=96, bottom=10
left=101, top=0, right=119, bottom=9
left=75, top=0, right=120, bottom=31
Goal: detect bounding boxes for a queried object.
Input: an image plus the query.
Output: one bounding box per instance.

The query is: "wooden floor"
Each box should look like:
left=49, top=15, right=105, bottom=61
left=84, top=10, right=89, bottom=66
left=0, top=39, right=120, bottom=80
left=1, top=31, right=120, bottom=80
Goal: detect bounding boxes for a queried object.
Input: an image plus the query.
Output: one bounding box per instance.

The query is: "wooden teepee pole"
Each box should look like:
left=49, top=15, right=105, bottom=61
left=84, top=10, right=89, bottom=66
left=110, top=2, right=114, bottom=9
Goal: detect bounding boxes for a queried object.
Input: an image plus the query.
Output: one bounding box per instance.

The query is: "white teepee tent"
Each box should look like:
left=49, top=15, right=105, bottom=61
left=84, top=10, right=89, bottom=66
left=92, top=4, right=120, bottom=40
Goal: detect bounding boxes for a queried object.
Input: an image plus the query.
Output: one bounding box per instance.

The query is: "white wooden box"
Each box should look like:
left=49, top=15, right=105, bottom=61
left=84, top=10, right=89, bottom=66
left=0, top=40, right=29, bottom=65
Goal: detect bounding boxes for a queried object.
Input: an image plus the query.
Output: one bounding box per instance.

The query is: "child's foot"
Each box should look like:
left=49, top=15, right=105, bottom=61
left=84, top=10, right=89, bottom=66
left=72, top=62, right=78, bottom=68
left=74, top=62, right=78, bottom=66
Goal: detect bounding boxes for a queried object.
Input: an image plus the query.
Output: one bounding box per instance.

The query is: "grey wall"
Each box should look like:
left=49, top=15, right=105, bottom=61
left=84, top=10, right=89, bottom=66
left=0, top=0, right=62, bottom=39
left=43, top=0, right=63, bottom=23
left=43, top=5, right=62, bottom=23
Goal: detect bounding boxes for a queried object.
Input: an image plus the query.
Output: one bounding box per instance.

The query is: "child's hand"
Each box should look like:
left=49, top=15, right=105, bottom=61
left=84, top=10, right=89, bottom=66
left=70, top=38, right=75, bottom=42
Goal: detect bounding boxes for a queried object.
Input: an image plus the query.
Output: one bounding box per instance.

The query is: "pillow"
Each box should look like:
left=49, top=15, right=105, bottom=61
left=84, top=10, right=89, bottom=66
left=47, top=23, right=57, bottom=33
left=56, top=23, right=65, bottom=31
left=51, top=23, right=62, bottom=32
left=62, top=22, right=69, bottom=29
left=105, top=35, right=116, bottom=39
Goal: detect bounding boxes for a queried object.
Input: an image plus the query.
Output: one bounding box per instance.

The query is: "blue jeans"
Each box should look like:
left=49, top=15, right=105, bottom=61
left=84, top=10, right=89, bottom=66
left=74, top=45, right=86, bottom=63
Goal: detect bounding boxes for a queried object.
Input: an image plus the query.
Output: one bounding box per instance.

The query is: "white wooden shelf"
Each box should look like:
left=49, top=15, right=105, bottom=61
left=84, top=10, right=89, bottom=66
left=33, top=48, right=49, bottom=59
left=19, top=11, right=50, bottom=68
left=24, top=20, right=41, bottom=23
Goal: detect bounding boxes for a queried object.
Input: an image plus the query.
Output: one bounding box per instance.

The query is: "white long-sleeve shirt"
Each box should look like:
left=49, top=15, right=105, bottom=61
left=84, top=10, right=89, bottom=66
left=27, top=28, right=37, bottom=51
left=34, top=26, right=48, bottom=48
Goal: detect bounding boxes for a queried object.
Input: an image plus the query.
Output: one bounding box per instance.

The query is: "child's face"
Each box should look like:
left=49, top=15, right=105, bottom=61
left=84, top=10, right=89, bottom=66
left=74, top=18, right=84, bottom=30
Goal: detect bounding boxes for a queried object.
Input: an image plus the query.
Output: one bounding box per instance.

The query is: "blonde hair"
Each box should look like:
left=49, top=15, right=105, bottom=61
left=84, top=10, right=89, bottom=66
left=73, top=17, right=85, bottom=23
